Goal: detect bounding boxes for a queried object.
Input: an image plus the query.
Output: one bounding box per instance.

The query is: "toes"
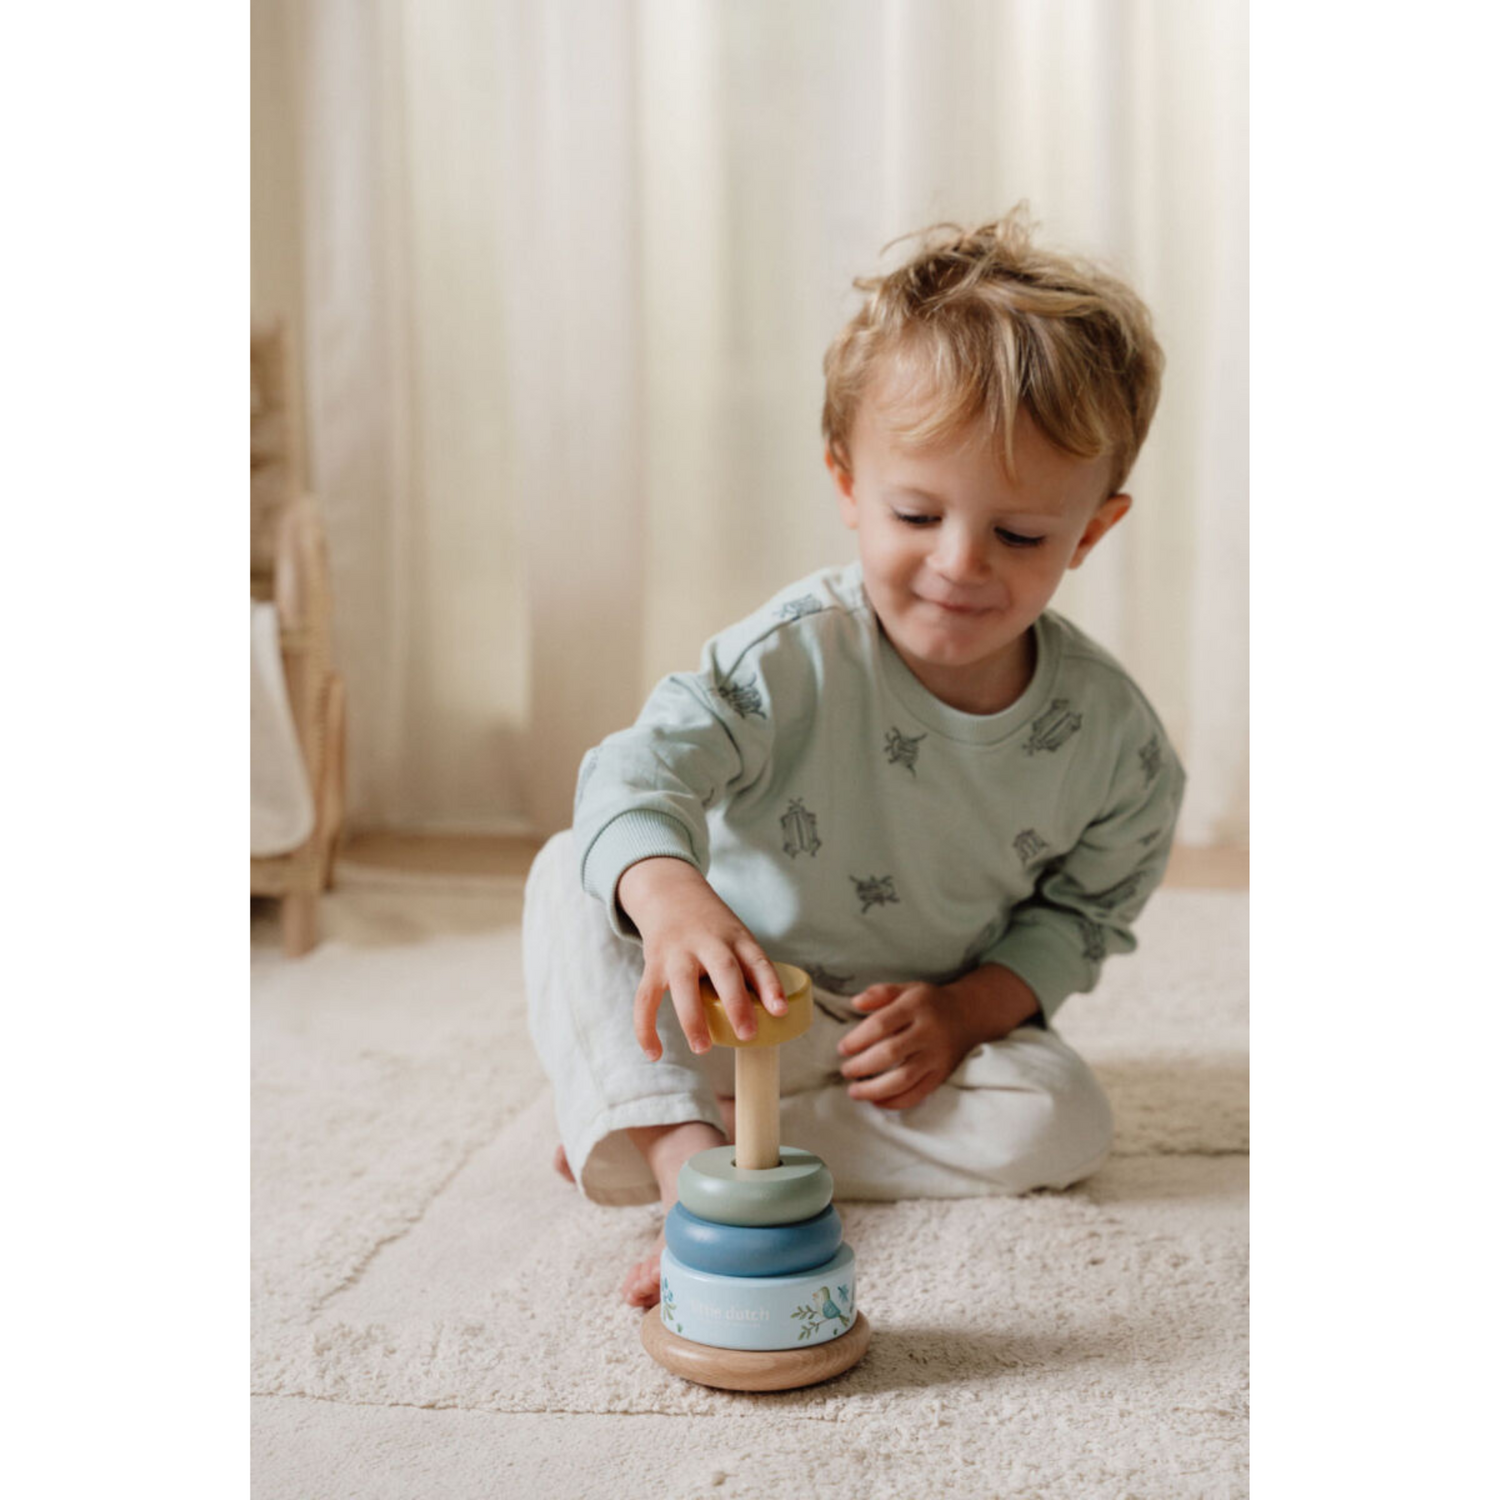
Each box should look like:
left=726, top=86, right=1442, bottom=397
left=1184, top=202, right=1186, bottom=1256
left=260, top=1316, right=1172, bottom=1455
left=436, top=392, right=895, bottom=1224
left=622, top=1275, right=651, bottom=1307
left=552, top=1144, right=575, bottom=1183
left=621, top=1256, right=662, bottom=1308
left=627, top=1275, right=660, bottom=1309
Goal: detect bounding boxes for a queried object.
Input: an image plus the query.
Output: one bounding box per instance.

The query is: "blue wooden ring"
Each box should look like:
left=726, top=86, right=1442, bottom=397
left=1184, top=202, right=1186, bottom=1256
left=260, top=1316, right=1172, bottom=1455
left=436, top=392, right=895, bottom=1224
left=657, top=1244, right=857, bottom=1352
left=665, top=1202, right=843, bottom=1279
left=675, top=1145, right=833, bottom=1228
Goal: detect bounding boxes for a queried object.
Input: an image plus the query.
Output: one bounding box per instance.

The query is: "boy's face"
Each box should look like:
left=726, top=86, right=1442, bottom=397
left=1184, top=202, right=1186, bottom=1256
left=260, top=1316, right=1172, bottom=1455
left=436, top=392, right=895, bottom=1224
left=829, top=369, right=1131, bottom=714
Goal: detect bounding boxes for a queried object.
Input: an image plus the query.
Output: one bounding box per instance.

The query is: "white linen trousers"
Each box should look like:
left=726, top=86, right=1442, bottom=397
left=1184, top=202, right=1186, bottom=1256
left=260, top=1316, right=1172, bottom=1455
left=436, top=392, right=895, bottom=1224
left=523, top=831, right=1114, bottom=1205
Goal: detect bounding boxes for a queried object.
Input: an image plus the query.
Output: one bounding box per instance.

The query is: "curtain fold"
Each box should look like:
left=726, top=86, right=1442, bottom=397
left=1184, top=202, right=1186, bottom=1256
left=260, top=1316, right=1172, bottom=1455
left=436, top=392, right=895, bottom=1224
left=279, top=0, right=1247, bottom=845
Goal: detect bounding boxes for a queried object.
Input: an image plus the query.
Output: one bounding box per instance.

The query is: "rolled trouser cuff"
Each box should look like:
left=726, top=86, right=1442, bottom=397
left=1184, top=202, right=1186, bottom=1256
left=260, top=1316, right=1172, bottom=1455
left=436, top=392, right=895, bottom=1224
left=571, top=1089, right=728, bottom=1206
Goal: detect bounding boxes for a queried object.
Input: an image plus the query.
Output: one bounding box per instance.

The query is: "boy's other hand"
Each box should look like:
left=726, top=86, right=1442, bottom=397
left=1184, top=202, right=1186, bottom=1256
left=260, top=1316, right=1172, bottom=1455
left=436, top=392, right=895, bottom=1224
left=618, top=857, right=787, bottom=1060
left=835, top=981, right=976, bottom=1111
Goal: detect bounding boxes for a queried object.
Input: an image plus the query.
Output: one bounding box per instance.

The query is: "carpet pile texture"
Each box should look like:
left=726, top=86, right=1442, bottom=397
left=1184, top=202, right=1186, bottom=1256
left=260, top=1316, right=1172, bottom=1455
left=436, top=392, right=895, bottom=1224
left=251, top=874, right=1247, bottom=1498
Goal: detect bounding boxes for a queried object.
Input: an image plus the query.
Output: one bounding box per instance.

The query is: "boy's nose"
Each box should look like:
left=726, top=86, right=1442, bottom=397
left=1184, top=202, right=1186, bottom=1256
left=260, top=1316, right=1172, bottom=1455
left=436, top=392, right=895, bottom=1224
left=934, top=529, right=991, bottom=580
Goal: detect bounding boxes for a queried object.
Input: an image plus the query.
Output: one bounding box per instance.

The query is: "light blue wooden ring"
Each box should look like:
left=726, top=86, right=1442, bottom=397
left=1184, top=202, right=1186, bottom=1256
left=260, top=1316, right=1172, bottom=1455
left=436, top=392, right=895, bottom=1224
left=675, top=1145, right=833, bottom=1228
left=665, top=1202, right=843, bottom=1279
left=657, top=1244, right=857, bottom=1352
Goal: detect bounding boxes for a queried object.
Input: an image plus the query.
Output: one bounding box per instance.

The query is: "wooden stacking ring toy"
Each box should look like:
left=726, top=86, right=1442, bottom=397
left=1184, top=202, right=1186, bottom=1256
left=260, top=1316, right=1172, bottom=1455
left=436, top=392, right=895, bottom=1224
left=641, top=961, right=872, bottom=1391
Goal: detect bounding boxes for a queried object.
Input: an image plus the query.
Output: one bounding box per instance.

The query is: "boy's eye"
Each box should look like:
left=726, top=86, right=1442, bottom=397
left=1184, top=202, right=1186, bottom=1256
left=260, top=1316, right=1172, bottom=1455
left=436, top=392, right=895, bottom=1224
left=893, top=512, right=1043, bottom=549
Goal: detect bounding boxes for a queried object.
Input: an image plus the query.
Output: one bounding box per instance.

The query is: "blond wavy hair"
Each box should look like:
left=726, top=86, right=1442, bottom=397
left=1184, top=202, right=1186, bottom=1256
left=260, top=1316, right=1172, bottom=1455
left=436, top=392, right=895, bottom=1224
left=822, top=207, right=1164, bottom=499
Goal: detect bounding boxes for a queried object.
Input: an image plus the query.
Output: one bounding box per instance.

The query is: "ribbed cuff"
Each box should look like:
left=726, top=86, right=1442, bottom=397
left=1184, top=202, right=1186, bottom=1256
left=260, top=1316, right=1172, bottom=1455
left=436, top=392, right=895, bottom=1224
left=580, top=810, right=703, bottom=940
left=985, top=921, right=1092, bottom=1026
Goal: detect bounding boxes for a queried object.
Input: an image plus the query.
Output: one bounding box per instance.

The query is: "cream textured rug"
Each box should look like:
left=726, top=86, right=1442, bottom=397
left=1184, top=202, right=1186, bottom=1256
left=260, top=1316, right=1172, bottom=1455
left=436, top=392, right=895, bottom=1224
left=251, top=871, right=1247, bottom=1499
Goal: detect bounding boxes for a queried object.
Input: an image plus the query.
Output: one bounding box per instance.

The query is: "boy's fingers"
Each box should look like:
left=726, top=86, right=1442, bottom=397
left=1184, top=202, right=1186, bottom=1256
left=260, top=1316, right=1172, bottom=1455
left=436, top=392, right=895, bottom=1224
left=839, top=1029, right=912, bottom=1079
left=866, top=1071, right=941, bottom=1111
left=851, top=984, right=898, bottom=1010
left=664, top=957, right=712, bottom=1053
left=848, top=1059, right=931, bottom=1103
left=633, top=976, right=664, bottom=1059
left=837, top=1007, right=900, bottom=1056
left=704, top=952, right=757, bottom=1042
left=736, top=942, right=787, bottom=1015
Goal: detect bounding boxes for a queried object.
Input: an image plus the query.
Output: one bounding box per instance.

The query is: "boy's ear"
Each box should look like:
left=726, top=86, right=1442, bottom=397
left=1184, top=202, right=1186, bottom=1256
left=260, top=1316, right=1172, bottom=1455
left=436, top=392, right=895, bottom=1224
left=1067, top=493, right=1132, bottom=570
left=825, top=448, right=858, bottom=527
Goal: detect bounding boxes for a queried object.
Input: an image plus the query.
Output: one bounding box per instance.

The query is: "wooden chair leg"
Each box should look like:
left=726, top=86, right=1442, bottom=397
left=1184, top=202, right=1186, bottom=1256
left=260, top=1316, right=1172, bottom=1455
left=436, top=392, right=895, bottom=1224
left=281, top=890, right=318, bottom=956
left=319, top=674, right=346, bottom=892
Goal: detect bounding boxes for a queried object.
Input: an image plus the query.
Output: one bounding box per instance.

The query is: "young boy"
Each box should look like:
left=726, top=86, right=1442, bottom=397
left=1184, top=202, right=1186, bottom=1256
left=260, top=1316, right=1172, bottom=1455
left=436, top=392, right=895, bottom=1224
left=524, top=210, right=1184, bottom=1309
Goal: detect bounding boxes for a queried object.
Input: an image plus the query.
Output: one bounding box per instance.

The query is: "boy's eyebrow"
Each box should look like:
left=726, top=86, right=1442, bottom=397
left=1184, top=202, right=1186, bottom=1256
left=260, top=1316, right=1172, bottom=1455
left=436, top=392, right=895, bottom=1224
left=887, top=484, right=1065, bottom=519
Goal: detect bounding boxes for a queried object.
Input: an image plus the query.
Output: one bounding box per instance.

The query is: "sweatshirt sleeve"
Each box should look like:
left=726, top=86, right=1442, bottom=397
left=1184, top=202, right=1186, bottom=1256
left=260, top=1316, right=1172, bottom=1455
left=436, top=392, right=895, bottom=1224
left=571, top=638, right=779, bottom=941
left=984, top=718, right=1187, bottom=1025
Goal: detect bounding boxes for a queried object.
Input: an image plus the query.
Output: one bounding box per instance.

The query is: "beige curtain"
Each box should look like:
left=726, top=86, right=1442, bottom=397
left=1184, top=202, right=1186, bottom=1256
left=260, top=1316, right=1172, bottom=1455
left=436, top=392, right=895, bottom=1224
left=254, top=0, right=1247, bottom=846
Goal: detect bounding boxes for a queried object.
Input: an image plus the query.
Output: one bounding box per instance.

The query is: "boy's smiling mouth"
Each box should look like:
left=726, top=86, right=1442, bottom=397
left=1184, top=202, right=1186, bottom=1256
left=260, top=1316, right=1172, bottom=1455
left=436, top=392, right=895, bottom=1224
left=918, top=594, right=992, bottom=615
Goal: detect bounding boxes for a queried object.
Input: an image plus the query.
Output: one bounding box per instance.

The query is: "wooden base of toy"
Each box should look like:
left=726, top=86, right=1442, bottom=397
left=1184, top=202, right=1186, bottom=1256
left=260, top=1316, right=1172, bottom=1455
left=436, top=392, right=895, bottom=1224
left=641, top=1308, right=871, bottom=1391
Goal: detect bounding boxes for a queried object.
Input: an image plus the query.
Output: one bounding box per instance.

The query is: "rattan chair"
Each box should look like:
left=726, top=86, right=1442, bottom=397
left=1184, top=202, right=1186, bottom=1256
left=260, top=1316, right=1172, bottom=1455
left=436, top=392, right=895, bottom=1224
left=250, top=320, right=345, bottom=955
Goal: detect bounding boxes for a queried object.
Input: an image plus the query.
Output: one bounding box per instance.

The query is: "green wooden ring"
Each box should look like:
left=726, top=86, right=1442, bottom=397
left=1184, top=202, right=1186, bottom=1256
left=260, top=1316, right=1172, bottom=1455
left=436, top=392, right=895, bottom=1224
left=675, top=1145, right=834, bottom=1228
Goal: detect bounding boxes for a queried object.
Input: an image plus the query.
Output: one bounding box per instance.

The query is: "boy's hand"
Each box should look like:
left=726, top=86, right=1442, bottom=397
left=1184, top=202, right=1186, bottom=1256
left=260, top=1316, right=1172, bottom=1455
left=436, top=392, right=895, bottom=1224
left=836, top=981, right=977, bottom=1111
left=618, top=857, right=788, bottom=1060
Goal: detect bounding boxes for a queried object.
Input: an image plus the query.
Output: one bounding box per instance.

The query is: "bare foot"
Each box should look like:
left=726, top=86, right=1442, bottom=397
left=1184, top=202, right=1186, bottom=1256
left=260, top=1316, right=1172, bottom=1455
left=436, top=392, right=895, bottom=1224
left=621, top=1118, right=726, bottom=1309
left=621, top=1228, right=666, bottom=1307
left=552, top=1143, right=575, bottom=1184
left=620, top=1102, right=734, bottom=1307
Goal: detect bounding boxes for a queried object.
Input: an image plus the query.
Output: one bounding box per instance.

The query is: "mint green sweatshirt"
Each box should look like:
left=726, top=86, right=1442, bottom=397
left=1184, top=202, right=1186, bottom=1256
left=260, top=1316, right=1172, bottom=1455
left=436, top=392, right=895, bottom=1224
left=574, top=562, right=1185, bottom=1024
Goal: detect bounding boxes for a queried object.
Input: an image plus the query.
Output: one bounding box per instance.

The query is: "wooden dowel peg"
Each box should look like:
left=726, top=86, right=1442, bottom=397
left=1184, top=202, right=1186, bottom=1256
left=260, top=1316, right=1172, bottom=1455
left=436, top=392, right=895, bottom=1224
left=734, top=1045, right=781, bottom=1169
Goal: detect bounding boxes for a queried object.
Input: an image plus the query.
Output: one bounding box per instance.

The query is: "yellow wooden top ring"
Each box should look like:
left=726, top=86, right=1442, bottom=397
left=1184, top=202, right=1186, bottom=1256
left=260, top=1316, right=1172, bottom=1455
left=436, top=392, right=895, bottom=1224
left=698, top=962, right=812, bottom=1048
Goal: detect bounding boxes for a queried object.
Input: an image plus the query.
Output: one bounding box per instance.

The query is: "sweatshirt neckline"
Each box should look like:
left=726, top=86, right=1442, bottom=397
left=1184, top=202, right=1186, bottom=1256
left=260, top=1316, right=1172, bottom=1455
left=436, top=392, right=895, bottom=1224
left=863, top=582, right=1061, bottom=746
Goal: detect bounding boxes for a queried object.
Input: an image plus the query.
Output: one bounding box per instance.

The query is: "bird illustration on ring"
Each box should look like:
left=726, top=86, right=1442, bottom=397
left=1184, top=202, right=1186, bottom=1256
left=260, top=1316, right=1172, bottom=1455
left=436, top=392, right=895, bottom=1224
left=818, top=1286, right=852, bottom=1329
